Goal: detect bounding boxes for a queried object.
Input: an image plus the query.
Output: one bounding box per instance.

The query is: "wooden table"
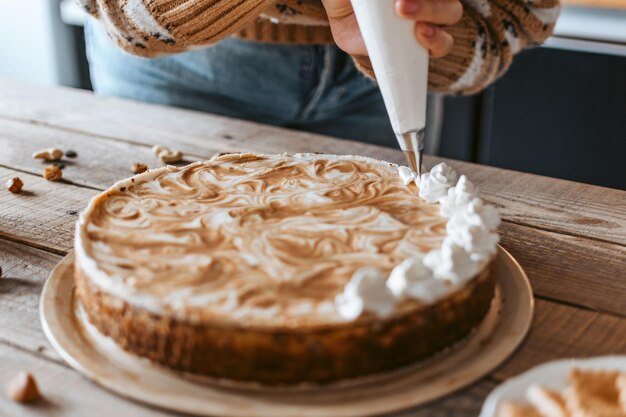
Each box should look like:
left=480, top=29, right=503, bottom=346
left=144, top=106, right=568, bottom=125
left=0, top=78, right=624, bottom=417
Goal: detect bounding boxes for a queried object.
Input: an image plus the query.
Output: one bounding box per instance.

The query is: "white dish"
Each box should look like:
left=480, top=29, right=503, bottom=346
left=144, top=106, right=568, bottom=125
left=479, top=355, right=626, bottom=417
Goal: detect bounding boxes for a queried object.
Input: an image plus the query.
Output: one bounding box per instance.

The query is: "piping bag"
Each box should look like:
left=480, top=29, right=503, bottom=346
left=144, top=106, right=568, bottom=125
left=351, top=0, right=429, bottom=177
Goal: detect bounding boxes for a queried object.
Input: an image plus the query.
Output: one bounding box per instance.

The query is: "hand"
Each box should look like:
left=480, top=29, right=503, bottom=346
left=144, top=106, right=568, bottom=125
left=322, top=0, right=462, bottom=69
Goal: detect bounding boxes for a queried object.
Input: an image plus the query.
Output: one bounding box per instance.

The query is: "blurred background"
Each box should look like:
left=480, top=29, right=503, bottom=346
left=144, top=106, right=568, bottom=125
left=1, top=0, right=625, bottom=189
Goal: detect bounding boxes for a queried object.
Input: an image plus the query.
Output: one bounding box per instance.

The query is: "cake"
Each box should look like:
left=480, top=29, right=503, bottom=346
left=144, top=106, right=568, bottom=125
left=74, top=153, right=500, bottom=385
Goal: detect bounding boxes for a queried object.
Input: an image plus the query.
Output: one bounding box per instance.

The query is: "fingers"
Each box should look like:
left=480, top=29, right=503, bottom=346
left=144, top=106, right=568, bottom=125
left=321, top=0, right=354, bottom=18
left=414, top=23, right=454, bottom=58
left=396, top=0, right=463, bottom=26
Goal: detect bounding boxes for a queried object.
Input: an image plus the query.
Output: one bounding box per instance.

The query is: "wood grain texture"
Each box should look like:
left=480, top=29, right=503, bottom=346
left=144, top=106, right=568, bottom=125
left=0, top=80, right=624, bottom=245
left=0, top=79, right=401, bottom=164
left=0, top=240, right=63, bottom=363
left=0, top=167, right=96, bottom=253
left=0, top=343, right=177, bottom=417
left=493, top=299, right=626, bottom=379
left=0, top=117, right=203, bottom=190
left=499, top=222, right=626, bottom=317
left=0, top=339, right=494, bottom=417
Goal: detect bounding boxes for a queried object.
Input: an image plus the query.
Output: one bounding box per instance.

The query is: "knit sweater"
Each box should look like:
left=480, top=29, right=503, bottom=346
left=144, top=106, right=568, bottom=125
left=77, top=0, right=560, bottom=94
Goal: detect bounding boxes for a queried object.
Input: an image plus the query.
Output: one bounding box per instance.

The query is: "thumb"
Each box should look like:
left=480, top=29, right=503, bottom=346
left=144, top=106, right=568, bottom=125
left=321, top=0, right=354, bottom=18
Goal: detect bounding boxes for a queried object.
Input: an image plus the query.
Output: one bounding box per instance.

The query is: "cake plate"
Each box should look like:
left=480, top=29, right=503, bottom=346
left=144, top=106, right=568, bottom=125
left=40, top=247, right=533, bottom=417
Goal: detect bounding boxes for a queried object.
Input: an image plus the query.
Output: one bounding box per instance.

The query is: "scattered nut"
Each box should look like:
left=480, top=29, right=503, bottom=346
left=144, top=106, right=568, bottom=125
left=6, top=372, right=40, bottom=404
left=132, top=163, right=148, bottom=174
left=33, top=148, right=64, bottom=161
left=152, top=145, right=183, bottom=164
left=6, top=177, right=24, bottom=193
left=65, top=149, right=78, bottom=158
left=43, top=165, right=63, bottom=181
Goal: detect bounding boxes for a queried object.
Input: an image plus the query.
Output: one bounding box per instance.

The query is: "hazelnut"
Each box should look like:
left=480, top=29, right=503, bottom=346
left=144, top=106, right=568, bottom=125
left=6, top=177, right=23, bottom=193
left=132, top=163, right=148, bottom=174
left=152, top=145, right=183, bottom=164
left=33, top=148, right=64, bottom=161
left=43, top=165, right=63, bottom=181
left=6, top=372, right=40, bottom=404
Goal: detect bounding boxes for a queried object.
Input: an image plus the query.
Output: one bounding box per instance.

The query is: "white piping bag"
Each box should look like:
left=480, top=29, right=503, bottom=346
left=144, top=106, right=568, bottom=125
left=351, top=0, right=429, bottom=176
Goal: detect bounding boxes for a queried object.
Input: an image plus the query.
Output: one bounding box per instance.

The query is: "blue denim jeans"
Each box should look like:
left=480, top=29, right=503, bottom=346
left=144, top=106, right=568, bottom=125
left=84, top=18, right=395, bottom=147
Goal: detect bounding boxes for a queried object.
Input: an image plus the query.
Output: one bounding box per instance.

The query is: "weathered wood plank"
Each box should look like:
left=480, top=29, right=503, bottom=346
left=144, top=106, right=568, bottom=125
left=0, top=118, right=204, bottom=190
left=499, top=222, right=626, bottom=317
left=0, top=339, right=495, bottom=417
left=0, top=79, right=402, bottom=163
left=0, top=167, right=96, bottom=253
left=0, top=240, right=63, bottom=363
left=493, top=299, right=626, bottom=379
left=0, top=343, right=178, bottom=417
left=0, top=80, right=624, bottom=245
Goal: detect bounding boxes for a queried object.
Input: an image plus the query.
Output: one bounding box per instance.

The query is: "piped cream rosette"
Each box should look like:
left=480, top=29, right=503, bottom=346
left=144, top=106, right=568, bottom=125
left=335, top=163, right=501, bottom=320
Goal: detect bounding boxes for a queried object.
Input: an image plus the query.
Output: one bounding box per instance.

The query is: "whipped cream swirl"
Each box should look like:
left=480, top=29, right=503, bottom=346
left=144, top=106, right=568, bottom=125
left=446, top=199, right=500, bottom=261
left=418, top=163, right=458, bottom=203
left=336, top=162, right=500, bottom=320
left=439, top=175, right=478, bottom=217
left=335, top=267, right=396, bottom=320
left=387, top=256, right=452, bottom=303
left=423, top=240, right=479, bottom=283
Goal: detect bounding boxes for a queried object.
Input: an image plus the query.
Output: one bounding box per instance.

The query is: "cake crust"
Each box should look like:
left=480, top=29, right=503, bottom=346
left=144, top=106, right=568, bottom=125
left=75, top=261, right=495, bottom=384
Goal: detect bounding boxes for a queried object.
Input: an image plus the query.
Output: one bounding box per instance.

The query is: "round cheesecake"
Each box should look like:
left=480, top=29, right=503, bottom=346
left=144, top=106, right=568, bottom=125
left=74, top=153, right=497, bottom=384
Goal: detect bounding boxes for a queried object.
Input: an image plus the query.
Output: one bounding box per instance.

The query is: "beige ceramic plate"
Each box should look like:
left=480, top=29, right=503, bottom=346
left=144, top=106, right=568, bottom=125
left=40, top=247, right=533, bottom=417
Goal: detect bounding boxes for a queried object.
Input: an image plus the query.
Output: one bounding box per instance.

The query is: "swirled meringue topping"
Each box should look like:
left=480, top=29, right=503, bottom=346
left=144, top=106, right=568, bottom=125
left=335, top=267, right=396, bottom=320
left=439, top=175, right=478, bottom=217
left=418, top=162, right=458, bottom=203
left=76, top=153, right=450, bottom=327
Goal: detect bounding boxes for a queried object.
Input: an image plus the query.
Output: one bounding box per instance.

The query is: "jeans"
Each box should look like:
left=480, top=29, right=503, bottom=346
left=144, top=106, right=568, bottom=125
left=84, top=18, right=396, bottom=147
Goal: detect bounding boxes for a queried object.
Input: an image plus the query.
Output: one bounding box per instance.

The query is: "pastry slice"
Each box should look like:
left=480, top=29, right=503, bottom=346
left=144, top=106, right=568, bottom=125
left=498, top=402, right=544, bottom=417
left=616, top=373, right=626, bottom=413
left=527, top=385, right=569, bottom=417
left=565, top=369, right=626, bottom=417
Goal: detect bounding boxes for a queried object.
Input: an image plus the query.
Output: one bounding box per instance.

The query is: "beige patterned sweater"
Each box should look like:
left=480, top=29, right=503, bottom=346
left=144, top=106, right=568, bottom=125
left=77, top=0, right=560, bottom=94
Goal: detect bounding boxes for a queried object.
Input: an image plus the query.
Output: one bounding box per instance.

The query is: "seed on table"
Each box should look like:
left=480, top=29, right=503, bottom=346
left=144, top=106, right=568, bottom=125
left=6, top=372, right=41, bottom=404
left=32, top=148, right=64, bottom=161
left=53, top=163, right=66, bottom=170
left=65, top=150, right=78, bottom=158
left=43, top=165, right=63, bottom=181
left=132, top=163, right=148, bottom=174
left=6, top=177, right=24, bottom=193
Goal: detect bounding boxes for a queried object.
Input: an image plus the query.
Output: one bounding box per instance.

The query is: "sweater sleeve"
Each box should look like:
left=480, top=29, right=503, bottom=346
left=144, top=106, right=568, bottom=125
left=428, top=0, right=561, bottom=94
left=76, top=0, right=275, bottom=57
